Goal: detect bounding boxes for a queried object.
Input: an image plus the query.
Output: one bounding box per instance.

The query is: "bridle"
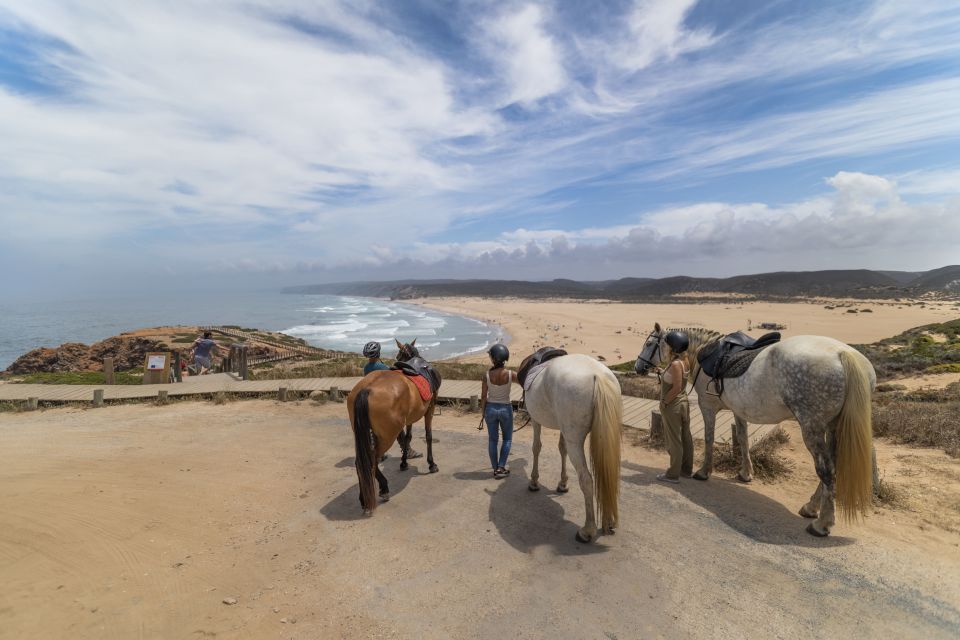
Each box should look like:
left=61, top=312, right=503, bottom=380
left=637, top=331, right=664, bottom=372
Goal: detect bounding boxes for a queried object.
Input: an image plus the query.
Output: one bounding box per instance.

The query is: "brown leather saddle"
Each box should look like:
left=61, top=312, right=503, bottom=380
left=392, top=356, right=442, bottom=397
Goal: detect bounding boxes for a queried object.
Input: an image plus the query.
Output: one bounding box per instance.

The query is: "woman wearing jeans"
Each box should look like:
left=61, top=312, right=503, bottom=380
left=481, top=343, right=518, bottom=478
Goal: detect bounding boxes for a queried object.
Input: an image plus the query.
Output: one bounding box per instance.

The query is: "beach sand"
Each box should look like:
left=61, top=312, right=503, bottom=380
left=410, top=296, right=960, bottom=367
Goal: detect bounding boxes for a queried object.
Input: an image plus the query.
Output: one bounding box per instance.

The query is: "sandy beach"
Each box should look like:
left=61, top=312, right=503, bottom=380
left=410, top=296, right=960, bottom=366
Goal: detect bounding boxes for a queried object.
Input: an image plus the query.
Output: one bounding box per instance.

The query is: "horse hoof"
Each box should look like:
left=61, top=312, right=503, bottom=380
left=798, top=506, right=818, bottom=519
left=362, top=509, right=373, bottom=517
left=556, top=485, right=569, bottom=493
left=399, top=461, right=408, bottom=471
left=805, top=523, right=829, bottom=537
left=528, top=484, right=540, bottom=492
left=736, top=473, right=752, bottom=483
left=429, top=464, right=439, bottom=474
left=692, top=472, right=709, bottom=481
left=379, top=493, right=390, bottom=502
left=575, top=531, right=593, bottom=543
left=605, top=526, right=616, bottom=535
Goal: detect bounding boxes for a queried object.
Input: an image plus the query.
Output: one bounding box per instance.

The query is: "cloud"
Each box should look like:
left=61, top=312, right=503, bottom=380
left=0, top=1, right=959, bottom=291
left=481, top=4, right=568, bottom=106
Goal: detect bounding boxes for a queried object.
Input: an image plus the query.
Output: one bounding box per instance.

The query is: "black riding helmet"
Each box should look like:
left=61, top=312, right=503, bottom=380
left=362, top=341, right=381, bottom=358
left=664, top=331, right=689, bottom=354
left=488, top=343, right=509, bottom=366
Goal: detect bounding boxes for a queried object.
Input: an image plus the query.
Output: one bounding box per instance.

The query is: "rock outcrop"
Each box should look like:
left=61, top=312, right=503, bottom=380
left=6, top=336, right=171, bottom=374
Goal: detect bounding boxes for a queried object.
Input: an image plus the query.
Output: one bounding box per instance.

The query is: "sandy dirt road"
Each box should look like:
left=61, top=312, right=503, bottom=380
left=1, top=400, right=958, bottom=639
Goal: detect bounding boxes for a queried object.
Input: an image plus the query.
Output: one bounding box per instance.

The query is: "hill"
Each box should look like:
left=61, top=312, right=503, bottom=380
left=283, top=266, right=960, bottom=301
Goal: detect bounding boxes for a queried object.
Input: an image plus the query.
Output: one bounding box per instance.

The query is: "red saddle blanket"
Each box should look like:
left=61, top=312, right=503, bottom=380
left=392, top=371, right=433, bottom=401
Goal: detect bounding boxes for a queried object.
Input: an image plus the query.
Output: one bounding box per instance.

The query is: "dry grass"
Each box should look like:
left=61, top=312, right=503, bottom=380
left=872, top=474, right=909, bottom=509
left=711, top=426, right=795, bottom=481
left=617, top=374, right=659, bottom=399
left=872, top=389, right=960, bottom=457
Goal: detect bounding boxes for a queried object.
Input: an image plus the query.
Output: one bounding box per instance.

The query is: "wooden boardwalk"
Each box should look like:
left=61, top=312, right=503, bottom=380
left=0, top=375, right=774, bottom=444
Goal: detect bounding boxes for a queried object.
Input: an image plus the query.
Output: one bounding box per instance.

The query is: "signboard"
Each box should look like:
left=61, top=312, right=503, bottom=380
left=143, top=352, right=171, bottom=385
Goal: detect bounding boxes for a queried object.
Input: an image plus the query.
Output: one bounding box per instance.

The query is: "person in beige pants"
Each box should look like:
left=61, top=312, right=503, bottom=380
left=657, top=331, right=693, bottom=483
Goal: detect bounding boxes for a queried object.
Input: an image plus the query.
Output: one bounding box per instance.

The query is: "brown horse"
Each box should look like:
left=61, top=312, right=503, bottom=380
left=346, top=339, right=439, bottom=515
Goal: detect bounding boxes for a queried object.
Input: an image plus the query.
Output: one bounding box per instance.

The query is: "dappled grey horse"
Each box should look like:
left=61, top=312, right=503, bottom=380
left=636, top=323, right=876, bottom=537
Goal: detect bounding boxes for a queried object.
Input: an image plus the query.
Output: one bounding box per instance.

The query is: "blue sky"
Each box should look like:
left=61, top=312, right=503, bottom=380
left=1, top=0, right=959, bottom=297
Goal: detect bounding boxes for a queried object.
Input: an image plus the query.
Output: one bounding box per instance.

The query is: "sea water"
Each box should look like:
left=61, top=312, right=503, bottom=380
left=0, top=291, right=505, bottom=369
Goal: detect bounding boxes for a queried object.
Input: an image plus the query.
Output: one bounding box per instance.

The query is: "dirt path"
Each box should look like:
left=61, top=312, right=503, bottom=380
left=1, top=400, right=958, bottom=639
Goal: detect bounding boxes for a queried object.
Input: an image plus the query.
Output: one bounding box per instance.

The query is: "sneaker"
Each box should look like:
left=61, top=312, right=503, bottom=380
left=656, top=473, right=680, bottom=484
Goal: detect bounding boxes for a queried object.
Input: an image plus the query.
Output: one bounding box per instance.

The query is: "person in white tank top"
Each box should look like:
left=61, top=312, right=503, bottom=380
left=481, top=343, right=518, bottom=478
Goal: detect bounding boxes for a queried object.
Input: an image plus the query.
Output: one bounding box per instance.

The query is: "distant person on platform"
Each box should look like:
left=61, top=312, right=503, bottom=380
left=191, top=331, right=219, bottom=375
left=362, top=341, right=422, bottom=460
left=362, top=341, right=391, bottom=375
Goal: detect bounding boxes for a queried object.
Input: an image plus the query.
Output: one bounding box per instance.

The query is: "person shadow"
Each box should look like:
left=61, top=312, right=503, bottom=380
left=621, top=461, right=854, bottom=547
left=455, top=458, right=608, bottom=556
left=321, top=457, right=420, bottom=521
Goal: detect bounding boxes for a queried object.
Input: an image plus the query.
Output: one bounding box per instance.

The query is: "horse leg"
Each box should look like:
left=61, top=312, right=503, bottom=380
left=424, top=403, right=438, bottom=473
left=799, top=419, right=837, bottom=536
left=398, top=424, right=412, bottom=471
left=800, top=482, right=824, bottom=519
left=734, top=415, right=753, bottom=483
left=567, top=433, right=598, bottom=543
left=693, top=405, right=718, bottom=481
left=556, top=433, right=570, bottom=493
left=528, top=422, right=542, bottom=491
left=376, top=466, right=390, bottom=501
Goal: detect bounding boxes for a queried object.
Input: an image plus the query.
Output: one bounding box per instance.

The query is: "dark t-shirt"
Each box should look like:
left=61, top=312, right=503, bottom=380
left=363, top=360, right=390, bottom=376
left=194, top=338, right=217, bottom=358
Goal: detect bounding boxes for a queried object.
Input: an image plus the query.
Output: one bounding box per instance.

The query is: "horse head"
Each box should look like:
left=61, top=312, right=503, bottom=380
left=395, top=337, right=420, bottom=362
left=635, top=322, right=666, bottom=375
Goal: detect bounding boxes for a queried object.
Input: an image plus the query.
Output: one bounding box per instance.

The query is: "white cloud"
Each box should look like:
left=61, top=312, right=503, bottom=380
left=482, top=4, right=568, bottom=106
left=616, top=0, right=715, bottom=71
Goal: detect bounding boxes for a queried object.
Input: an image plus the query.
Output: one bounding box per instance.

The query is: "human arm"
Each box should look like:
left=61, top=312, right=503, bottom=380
left=480, top=375, right=488, bottom=412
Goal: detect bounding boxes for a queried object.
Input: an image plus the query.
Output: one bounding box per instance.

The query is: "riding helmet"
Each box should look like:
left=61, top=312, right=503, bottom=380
left=664, top=331, right=689, bottom=354
left=488, top=343, right=510, bottom=364
left=362, top=341, right=381, bottom=358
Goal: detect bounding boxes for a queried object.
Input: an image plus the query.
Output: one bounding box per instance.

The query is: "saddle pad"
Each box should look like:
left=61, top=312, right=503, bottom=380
left=720, top=349, right=764, bottom=379
left=392, top=370, right=433, bottom=401
left=522, top=362, right=549, bottom=393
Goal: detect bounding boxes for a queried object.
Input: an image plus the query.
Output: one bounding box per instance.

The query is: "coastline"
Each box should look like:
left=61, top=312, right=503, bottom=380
left=409, top=295, right=960, bottom=365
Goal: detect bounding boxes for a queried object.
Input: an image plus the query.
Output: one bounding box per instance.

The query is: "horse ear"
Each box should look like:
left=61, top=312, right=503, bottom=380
left=395, top=338, right=403, bottom=348
left=411, top=338, right=416, bottom=346
left=654, top=322, right=661, bottom=332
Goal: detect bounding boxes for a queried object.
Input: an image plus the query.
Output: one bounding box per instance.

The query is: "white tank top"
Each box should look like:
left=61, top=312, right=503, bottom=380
left=486, top=370, right=512, bottom=404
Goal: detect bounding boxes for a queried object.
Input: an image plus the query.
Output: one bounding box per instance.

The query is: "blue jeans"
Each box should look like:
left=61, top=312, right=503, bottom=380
left=485, top=403, right=514, bottom=470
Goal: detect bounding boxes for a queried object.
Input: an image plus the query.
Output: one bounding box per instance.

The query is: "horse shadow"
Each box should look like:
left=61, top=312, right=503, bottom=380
left=320, top=458, right=423, bottom=521
left=457, top=458, right=608, bottom=556
left=621, top=461, right=854, bottom=547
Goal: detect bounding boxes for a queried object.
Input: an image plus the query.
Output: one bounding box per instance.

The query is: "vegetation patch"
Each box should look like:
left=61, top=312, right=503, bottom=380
left=711, top=426, right=795, bottom=481
left=873, top=391, right=960, bottom=457
left=854, top=318, right=960, bottom=380
left=10, top=371, right=144, bottom=385
left=617, top=374, right=659, bottom=399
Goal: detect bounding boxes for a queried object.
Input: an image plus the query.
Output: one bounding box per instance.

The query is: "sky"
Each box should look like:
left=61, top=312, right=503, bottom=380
left=1, top=0, right=959, bottom=298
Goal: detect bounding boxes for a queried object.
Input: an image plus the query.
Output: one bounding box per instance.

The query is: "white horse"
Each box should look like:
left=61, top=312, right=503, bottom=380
left=523, top=353, right=622, bottom=543
left=635, top=324, right=875, bottom=537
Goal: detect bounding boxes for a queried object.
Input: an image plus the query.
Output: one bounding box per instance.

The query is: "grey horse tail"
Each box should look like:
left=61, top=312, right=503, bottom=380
left=352, top=388, right=377, bottom=512
left=834, top=350, right=873, bottom=521
left=590, top=374, right=622, bottom=529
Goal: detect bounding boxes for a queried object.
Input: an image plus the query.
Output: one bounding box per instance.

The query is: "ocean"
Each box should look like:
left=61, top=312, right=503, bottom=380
left=0, top=291, right=506, bottom=369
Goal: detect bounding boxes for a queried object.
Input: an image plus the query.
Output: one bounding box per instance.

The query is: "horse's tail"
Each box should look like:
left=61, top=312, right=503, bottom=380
left=590, top=374, right=622, bottom=529
left=352, top=388, right=377, bottom=512
left=835, top=350, right=874, bottom=521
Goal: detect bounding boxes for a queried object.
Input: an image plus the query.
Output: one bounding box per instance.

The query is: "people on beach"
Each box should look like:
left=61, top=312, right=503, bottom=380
left=481, top=343, right=518, bottom=478
left=655, top=331, right=693, bottom=484
left=191, top=331, right=219, bottom=375
left=362, top=341, right=390, bottom=375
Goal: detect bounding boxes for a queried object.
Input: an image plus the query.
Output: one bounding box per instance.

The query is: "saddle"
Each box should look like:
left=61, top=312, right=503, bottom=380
left=392, top=356, right=442, bottom=398
left=696, top=331, right=780, bottom=395
left=517, top=346, right=568, bottom=386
